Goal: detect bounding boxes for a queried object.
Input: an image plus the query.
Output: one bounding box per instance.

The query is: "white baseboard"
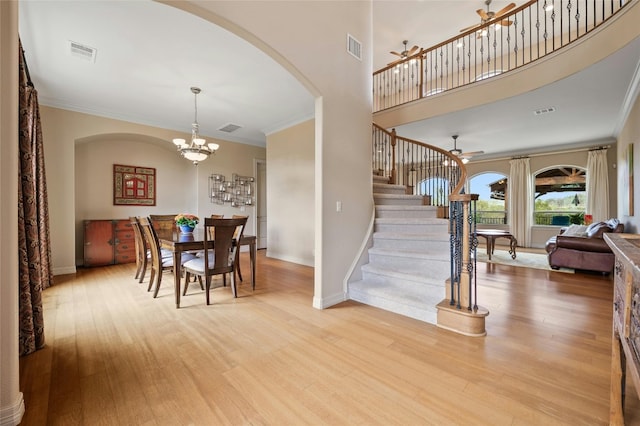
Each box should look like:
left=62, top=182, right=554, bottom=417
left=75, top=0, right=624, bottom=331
left=53, top=265, right=77, bottom=276
left=266, top=252, right=314, bottom=267
left=313, top=292, right=347, bottom=309
left=0, top=393, right=24, bottom=426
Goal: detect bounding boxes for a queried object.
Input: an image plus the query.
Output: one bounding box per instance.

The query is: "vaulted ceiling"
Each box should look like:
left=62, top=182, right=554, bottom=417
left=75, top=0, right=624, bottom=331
left=18, top=1, right=640, bottom=158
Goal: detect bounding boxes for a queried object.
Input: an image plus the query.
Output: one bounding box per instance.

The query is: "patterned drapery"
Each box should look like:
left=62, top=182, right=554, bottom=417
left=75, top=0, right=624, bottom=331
left=18, top=39, right=53, bottom=356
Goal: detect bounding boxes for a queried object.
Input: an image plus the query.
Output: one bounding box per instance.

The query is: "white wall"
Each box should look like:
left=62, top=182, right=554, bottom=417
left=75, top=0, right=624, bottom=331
left=266, top=119, right=315, bottom=266
left=74, top=134, right=196, bottom=265
left=617, top=87, right=640, bottom=234
left=42, top=106, right=265, bottom=271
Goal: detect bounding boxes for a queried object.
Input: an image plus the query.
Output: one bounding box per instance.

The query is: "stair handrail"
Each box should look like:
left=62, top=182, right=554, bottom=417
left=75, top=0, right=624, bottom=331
left=373, top=123, right=467, bottom=201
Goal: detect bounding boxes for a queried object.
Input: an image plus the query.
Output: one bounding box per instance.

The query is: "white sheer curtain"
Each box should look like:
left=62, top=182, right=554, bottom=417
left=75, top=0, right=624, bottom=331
left=586, top=149, right=609, bottom=222
left=508, top=158, right=532, bottom=247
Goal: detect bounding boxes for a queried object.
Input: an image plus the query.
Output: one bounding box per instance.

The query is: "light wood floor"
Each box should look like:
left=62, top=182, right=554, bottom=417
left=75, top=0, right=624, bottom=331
left=19, top=250, right=640, bottom=425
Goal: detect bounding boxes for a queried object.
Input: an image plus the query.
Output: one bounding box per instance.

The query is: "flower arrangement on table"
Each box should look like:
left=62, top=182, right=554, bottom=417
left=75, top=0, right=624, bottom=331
left=174, top=213, right=199, bottom=231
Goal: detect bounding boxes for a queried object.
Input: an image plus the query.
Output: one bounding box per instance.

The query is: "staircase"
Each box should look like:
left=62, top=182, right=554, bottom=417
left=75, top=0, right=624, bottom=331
left=348, top=174, right=451, bottom=324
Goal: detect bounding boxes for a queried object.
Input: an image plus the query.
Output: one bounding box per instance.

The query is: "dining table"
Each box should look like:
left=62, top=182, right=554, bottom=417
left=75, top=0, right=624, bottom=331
left=156, top=228, right=256, bottom=308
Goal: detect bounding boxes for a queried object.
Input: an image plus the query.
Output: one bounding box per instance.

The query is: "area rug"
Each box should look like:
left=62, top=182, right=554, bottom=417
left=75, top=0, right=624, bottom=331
left=475, top=249, right=574, bottom=273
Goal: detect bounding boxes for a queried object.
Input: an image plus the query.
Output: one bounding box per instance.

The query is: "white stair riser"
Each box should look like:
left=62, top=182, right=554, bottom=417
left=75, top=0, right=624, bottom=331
left=361, top=266, right=446, bottom=288
left=373, top=237, right=450, bottom=252
left=373, top=187, right=408, bottom=195
left=375, top=208, right=438, bottom=219
left=349, top=286, right=444, bottom=307
left=348, top=288, right=439, bottom=323
left=374, top=195, right=425, bottom=206
left=373, top=184, right=407, bottom=195
left=374, top=222, right=449, bottom=233
left=368, top=253, right=450, bottom=277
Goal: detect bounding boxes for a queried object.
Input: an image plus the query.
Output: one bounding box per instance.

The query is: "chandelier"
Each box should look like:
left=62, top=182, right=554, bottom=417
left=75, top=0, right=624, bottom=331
left=172, top=87, right=219, bottom=165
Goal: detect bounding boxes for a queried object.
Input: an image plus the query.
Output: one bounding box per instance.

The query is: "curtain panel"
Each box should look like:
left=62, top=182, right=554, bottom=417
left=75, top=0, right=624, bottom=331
left=508, top=158, right=532, bottom=247
left=18, top=40, right=53, bottom=356
left=586, top=149, right=610, bottom=222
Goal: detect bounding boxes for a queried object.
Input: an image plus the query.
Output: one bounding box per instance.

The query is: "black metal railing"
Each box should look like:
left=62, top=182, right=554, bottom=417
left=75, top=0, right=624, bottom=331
left=475, top=210, right=508, bottom=225
left=450, top=195, right=479, bottom=312
left=373, top=123, right=466, bottom=207
left=373, top=0, right=631, bottom=112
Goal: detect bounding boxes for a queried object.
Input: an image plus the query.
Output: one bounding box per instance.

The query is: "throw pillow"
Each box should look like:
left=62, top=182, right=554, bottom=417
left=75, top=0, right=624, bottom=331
left=562, top=224, right=588, bottom=237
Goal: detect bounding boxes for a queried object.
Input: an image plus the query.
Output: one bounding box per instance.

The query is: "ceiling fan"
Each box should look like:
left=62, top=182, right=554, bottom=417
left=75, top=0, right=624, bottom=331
left=388, top=40, right=420, bottom=66
left=459, top=0, right=516, bottom=35
left=449, top=135, right=484, bottom=164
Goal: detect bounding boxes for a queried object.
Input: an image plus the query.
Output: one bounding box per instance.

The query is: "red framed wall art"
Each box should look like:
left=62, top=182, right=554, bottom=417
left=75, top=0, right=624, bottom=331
left=113, top=164, right=156, bottom=206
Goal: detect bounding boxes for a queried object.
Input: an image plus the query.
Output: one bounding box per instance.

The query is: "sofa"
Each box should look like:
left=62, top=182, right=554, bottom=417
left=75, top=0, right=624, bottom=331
left=544, top=218, right=624, bottom=274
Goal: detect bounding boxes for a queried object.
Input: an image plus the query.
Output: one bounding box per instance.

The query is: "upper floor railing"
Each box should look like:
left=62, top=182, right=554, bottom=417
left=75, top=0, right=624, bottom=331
left=373, top=0, right=630, bottom=112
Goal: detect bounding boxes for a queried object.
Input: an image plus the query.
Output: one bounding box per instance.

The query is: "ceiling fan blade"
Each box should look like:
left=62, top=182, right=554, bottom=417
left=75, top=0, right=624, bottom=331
left=494, top=2, right=516, bottom=18
left=477, top=8, right=490, bottom=20
left=497, top=19, right=513, bottom=26
left=460, top=22, right=481, bottom=32
left=461, top=150, right=485, bottom=157
left=390, top=51, right=402, bottom=57
left=407, top=45, right=419, bottom=56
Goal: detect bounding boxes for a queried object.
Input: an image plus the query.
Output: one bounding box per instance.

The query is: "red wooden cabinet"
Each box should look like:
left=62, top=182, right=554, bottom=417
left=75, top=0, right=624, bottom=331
left=84, top=219, right=136, bottom=267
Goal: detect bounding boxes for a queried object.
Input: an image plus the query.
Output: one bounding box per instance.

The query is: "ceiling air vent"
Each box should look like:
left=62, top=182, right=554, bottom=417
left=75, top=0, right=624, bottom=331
left=534, top=106, right=556, bottom=115
left=218, top=123, right=242, bottom=133
left=347, top=33, right=362, bottom=61
left=68, top=40, right=97, bottom=63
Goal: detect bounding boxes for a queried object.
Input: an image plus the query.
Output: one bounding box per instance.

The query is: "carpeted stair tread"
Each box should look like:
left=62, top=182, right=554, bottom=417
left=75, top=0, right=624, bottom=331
left=368, top=246, right=450, bottom=260
left=349, top=279, right=442, bottom=323
left=372, top=175, right=390, bottom=183
left=361, top=263, right=447, bottom=286
left=373, top=231, right=450, bottom=241
left=372, top=183, right=407, bottom=194
left=375, top=217, right=447, bottom=224
left=375, top=205, right=438, bottom=212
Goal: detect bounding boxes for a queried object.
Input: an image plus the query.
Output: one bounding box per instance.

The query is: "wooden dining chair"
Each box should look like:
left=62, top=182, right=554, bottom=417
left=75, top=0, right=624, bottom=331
left=182, top=217, right=247, bottom=305
left=149, top=214, right=178, bottom=233
left=139, top=216, right=198, bottom=298
left=206, top=214, right=224, bottom=240
left=129, top=216, right=148, bottom=283
left=232, top=214, right=249, bottom=282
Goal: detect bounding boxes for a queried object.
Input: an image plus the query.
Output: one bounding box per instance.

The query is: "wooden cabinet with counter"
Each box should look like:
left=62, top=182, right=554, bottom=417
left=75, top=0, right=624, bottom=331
left=84, top=219, right=136, bottom=267
left=604, top=233, right=640, bottom=424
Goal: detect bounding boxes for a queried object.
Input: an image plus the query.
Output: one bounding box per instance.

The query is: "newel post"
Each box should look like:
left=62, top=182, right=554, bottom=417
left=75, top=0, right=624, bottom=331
left=390, top=128, right=397, bottom=185
left=437, top=193, right=489, bottom=337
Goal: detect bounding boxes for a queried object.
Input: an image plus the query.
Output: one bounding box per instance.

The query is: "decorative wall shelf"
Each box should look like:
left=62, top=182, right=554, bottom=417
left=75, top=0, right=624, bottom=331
left=209, top=173, right=255, bottom=208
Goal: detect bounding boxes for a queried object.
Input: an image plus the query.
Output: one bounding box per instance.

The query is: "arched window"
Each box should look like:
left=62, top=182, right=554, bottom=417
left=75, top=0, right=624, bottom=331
left=469, top=172, right=508, bottom=225
left=533, top=166, right=586, bottom=225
